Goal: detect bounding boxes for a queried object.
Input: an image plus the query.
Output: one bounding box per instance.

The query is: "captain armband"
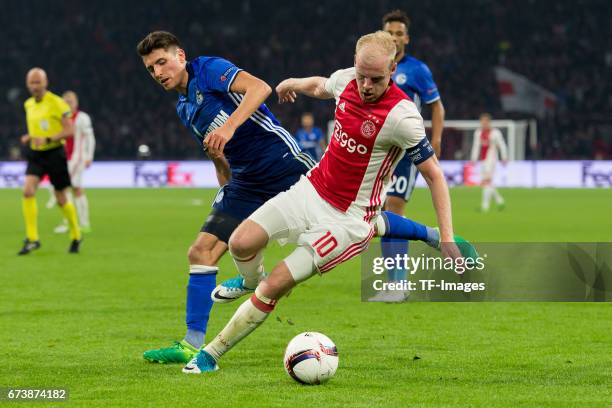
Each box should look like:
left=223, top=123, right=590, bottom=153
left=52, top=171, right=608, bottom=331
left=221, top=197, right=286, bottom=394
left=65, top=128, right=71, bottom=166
left=405, top=138, right=434, bottom=165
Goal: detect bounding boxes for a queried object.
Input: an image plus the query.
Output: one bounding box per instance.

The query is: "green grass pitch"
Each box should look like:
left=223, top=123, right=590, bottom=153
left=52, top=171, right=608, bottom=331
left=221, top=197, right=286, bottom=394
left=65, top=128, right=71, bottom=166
left=0, top=187, right=611, bottom=407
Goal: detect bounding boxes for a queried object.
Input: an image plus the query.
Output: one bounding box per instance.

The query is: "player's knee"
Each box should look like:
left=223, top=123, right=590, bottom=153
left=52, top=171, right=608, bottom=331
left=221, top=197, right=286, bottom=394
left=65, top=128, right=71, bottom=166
left=73, top=188, right=83, bottom=197
left=228, top=229, right=255, bottom=259
left=23, top=190, right=35, bottom=198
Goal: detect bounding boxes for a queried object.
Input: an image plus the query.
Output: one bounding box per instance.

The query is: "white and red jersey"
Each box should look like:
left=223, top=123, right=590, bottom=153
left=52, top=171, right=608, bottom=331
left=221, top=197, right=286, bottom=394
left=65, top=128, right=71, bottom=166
left=65, top=110, right=95, bottom=164
left=307, top=68, right=431, bottom=223
left=470, top=127, right=507, bottom=164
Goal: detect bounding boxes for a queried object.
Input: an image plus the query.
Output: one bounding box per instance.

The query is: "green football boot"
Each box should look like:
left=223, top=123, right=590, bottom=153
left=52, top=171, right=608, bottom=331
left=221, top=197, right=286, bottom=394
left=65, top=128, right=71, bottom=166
left=453, top=235, right=480, bottom=260
left=431, top=227, right=479, bottom=259
left=143, top=340, right=199, bottom=364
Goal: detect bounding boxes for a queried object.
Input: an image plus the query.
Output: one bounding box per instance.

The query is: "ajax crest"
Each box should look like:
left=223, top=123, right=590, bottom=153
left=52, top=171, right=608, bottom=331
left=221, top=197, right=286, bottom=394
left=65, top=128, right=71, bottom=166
left=360, top=120, right=376, bottom=138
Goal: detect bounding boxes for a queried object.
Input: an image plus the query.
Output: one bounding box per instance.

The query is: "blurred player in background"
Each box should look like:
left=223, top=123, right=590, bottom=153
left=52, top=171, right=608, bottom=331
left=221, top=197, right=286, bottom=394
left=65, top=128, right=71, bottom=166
left=18, top=68, right=81, bottom=255
left=293, top=112, right=326, bottom=161
left=53, top=90, right=96, bottom=233
left=183, top=31, right=462, bottom=374
left=374, top=9, right=446, bottom=301
left=470, top=113, right=508, bottom=212
left=137, top=31, right=315, bottom=364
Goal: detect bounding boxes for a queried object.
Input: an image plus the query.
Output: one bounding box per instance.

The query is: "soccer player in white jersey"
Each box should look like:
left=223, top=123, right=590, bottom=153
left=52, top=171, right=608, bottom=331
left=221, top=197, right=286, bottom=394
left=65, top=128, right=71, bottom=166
left=373, top=9, right=447, bottom=301
left=183, top=31, right=462, bottom=374
left=470, top=113, right=508, bottom=212
left=54, top=91, right=96, bottom=232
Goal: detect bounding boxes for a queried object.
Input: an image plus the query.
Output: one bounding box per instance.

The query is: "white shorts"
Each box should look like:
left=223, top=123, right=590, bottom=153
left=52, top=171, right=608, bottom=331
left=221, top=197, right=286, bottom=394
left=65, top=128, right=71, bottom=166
left=68, top=159, right=86, bottom=188
left=480, top=160, right=496, bottom=181
left=249, top=176, right=375, bottom=282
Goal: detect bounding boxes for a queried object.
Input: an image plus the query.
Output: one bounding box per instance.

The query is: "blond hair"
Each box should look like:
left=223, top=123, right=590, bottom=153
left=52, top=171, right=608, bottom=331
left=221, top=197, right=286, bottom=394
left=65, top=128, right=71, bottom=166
left=355, top=31, right=396, bottom=66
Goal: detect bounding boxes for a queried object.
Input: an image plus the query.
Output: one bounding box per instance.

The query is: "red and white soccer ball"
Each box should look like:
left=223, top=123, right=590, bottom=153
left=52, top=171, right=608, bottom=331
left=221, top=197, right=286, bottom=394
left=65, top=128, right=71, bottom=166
left=284, top=332, right=339, bottom=385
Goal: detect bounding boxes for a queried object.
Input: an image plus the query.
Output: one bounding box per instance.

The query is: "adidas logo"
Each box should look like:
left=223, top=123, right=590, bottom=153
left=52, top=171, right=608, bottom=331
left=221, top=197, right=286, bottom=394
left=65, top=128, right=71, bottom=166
left=338, top=102, right=346, bottom=112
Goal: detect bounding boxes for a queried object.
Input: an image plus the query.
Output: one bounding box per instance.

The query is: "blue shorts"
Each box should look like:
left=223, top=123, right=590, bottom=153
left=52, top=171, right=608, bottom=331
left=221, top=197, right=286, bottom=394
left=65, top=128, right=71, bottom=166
left=386, top=154, right=419, bottom=202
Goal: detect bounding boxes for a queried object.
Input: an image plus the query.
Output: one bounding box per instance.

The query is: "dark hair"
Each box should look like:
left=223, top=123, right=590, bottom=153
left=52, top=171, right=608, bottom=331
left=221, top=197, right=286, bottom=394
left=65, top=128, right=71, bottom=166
left=382, top=9, right=411, bottom=32
left=136, top=31, right=181, bottom=56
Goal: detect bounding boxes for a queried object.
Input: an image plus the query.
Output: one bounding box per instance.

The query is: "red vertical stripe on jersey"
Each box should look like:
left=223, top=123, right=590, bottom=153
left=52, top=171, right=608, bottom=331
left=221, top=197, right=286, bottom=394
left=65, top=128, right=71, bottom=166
left=479, top=129, right=490, bottom=160
left=64, top=110, right=79, bottom=160
left=365, top=146, right=402, bottom=222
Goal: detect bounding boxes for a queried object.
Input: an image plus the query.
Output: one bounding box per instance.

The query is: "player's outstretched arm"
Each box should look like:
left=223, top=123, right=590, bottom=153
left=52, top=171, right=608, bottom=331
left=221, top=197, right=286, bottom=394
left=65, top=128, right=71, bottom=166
left=416, top=157, right=461, bottom=259
left=276, top=77, right=333, bottom=103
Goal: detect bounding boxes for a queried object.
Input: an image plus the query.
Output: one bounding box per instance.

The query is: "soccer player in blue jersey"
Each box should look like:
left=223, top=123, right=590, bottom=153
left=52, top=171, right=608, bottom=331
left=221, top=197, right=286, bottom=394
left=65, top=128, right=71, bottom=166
left=137, top=31, right=316, bottom=363
left=293, top=112, right=326, bottom=161
left=373, top=10, right=448, bottom=302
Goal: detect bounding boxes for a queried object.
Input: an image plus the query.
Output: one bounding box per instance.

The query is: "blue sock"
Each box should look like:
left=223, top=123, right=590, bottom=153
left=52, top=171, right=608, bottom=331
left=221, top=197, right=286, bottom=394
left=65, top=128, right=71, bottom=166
left=381, top=237, right=408, bottom=281
left=185, top=266, right=218, bottom=348
left=381, top=211, right=429, bottom=241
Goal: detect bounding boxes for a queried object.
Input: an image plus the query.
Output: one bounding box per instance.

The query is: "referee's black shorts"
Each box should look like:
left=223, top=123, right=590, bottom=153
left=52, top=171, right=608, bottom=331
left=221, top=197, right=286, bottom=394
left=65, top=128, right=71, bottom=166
left=25, top=146, right=72, bottom=190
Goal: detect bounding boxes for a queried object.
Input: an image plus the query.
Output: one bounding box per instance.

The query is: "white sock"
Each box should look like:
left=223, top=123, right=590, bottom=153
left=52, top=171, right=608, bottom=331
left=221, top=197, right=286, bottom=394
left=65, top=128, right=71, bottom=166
left=375, top=215, right=387, bottom=236
left=204, top=287, right=274, bottom=361
left=491, top=187, right=504, bottom=205
left=232, top=250, right=264, bottom=289
left=75, top=195, right=90, bottom=227
left=482, top=186, right=492, bottom=211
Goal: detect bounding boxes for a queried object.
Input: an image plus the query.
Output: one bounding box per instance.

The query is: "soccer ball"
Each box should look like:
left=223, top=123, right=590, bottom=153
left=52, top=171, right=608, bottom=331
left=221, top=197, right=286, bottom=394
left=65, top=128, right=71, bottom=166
left=283, top=332, right=338, bottom=385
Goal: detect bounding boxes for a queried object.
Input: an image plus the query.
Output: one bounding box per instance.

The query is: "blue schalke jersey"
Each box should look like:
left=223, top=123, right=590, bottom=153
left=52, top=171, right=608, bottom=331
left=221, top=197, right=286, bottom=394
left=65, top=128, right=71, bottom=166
left=176, top=56, right=315, bottom=186
left=293, top=127, right=324, bottom=161
left=392, top=55, right=440, bottom=111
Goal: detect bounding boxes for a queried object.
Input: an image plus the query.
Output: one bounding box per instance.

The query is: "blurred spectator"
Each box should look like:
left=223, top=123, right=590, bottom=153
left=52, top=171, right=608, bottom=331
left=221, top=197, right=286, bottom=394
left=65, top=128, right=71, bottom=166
left=293, top=112, right=326, bottom=162
left=0, top=0, right=609, bottom=160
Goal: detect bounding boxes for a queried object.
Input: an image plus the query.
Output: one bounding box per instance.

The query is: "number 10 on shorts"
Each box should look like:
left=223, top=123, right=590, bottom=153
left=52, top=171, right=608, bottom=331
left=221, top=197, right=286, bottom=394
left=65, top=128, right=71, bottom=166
left=312, top=231, right=338, bottom=257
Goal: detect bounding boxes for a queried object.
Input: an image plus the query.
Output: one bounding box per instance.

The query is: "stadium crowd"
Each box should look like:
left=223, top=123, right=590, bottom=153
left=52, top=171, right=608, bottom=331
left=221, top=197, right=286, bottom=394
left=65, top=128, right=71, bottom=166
left=1, top=0, right=610, bottom=160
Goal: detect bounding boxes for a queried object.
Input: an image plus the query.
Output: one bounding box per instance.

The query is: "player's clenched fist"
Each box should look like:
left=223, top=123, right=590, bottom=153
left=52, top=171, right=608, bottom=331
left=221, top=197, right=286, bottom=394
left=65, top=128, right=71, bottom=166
left=276, top=79, right=298, bottom=104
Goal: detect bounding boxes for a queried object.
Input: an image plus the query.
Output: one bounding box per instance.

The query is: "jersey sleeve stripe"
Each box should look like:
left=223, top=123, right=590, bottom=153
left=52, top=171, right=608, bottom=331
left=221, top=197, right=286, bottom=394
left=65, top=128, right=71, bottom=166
left=225, top=68, right=243, bottom=93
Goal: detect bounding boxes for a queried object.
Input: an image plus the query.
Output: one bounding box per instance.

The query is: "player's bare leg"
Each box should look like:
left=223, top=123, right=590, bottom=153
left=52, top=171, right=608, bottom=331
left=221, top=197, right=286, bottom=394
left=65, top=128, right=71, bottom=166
left=144, top=232, right=226, bottom=363
left=211, top=220, right=269, bottom=303
left=19, top=175, right=41, bottom=255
